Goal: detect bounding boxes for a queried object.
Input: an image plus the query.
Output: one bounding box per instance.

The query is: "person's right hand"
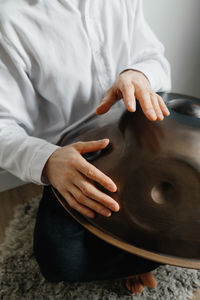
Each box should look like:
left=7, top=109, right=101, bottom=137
left=43, top=139, right=119, bottom=218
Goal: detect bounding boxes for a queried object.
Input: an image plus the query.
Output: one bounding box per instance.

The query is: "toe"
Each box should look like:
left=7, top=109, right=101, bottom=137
left=125, top=279, right=132, bottom=291
left=133, top=282, right=143, bottom=294
left=125, top=277, right=144, bottom=294
left=131, top=280, right=144, bottom=294
left=140, top=272, right=157, bottom=288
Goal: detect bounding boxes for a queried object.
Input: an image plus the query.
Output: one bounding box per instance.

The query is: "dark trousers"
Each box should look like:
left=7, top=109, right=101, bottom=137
left=33, top=186, right=160, bottom=282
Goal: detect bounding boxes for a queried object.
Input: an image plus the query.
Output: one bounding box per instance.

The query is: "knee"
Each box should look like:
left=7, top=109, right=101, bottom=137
left=33, top=233, right=89, bottom=282
left=34, top=248, right=89, bottom=282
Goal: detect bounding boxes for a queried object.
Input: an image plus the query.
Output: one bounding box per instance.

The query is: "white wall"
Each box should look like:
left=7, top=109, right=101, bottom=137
left=143, top=0, right=200, bottom=98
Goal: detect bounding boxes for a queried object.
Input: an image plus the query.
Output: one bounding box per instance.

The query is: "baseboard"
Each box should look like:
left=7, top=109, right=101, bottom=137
left=0, top=169, right=25, bottom=192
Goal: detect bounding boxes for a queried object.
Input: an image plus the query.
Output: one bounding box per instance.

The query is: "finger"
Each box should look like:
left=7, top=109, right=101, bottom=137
left=150, top=93, right=164, bottom=121
left=136, top=90, right=157, bottom=121
left=157, top=95, right=170, bottom=116
left=70, top=184, right=112, bottom=217
left=120, top=82, right=136, bottom=112
left=63, top=190, right=95, bottom=218
left=76, top=155, right=118, bottom=194
left=73, top=171, right=119, bottom=211
left=96, top=89, right=116, bottom=115
left=74, top=139, right=110, bottom=154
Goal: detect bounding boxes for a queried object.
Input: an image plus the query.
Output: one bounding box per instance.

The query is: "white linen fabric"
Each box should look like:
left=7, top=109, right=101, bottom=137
left=0, top=0, right=171, bottom=184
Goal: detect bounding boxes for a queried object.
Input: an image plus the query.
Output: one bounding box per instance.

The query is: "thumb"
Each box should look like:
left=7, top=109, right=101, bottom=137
left=96, top=91, right=116, bottom=115
left=74, top=139, right=110, bottom=154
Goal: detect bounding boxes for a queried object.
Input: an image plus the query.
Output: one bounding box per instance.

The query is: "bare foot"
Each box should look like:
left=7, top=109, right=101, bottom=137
left=125, top=272, right=157, bottom=294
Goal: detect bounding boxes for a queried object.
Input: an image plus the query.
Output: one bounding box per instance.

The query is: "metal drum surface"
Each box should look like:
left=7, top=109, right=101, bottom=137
left=52, top=93, right=200, bottom=269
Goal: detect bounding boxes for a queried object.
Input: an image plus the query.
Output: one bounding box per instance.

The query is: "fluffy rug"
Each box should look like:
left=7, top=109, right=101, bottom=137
left=0, top=195, right=200, bottom=300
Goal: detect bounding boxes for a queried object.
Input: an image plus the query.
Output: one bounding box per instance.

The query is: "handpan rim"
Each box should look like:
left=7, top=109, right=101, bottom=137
left=53, top=92, right=200, bottom=269
left=52, top=186, right=200, bottom=270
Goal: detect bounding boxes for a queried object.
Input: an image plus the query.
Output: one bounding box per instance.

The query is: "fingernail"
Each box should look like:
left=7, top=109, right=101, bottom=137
left=165, top=108, right=170, bottom=115
left=87, top=213, right=94, bottom=218
left=110, top=203, right=119, bottom=212
left=129, top=102, right=136, bottom=112
left=101, top=209, right=111, bottom=217
left=101, top=138, right=109, bottom=143
left=148, top=109, right=157, bottom=120
left=109, top=184, right=117, bottom=192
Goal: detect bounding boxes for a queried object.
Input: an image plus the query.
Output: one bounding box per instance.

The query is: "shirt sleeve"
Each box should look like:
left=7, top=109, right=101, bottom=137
left=0, top=33, right=60, bottom=185
left=122, top=0, right=171, bottom=92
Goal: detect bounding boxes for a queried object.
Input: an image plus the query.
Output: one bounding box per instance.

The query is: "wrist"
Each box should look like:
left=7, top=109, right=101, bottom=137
left=41, top=148, right=58, bottom=185
left=121, top=69, right=149, bottom=82
left=41, top=163, right=50, bottom=185
left=120, top=69, right=151, bottom=91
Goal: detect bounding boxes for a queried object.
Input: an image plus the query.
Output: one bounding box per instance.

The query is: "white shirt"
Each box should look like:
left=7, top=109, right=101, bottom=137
left=0, top=0, right=171, bottom=185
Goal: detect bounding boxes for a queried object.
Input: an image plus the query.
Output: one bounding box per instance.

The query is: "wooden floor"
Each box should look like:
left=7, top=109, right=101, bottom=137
left=0, top=183, right=200, bottom=299
left=193, top=290, right=200, bottom=300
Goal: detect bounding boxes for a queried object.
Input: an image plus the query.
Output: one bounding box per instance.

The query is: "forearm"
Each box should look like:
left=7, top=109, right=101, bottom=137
left=0, top=120, right=60, bottom=184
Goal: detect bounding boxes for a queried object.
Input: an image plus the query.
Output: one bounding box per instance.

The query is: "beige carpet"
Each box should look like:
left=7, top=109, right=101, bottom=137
left=0, top=195, right=200, bottom=300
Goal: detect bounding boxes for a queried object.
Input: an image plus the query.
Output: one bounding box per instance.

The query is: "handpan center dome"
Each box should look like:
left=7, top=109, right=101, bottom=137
left=151, top=181, right=174, bottom=205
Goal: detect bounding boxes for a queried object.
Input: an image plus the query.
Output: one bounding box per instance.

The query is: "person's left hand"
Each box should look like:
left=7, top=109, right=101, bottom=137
left=96, top=70, right=170, bottom=121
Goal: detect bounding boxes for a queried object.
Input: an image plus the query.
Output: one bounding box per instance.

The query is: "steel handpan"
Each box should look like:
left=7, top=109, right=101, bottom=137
left=52, top=92, right=200, bottom=269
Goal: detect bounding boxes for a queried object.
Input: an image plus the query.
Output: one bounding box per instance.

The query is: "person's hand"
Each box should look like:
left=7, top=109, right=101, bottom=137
left=43, top=139, right=119, bottom=218
left=96, top=70, right=170, bottom=121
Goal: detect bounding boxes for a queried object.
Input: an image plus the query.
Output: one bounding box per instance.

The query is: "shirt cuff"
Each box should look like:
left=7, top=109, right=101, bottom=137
left=120, top=61, right=168, bottom=92
left=29, top=142, right=61, bottom=185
